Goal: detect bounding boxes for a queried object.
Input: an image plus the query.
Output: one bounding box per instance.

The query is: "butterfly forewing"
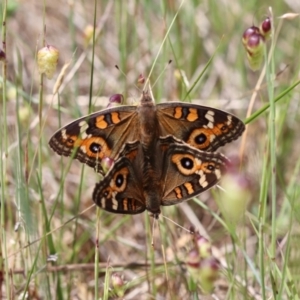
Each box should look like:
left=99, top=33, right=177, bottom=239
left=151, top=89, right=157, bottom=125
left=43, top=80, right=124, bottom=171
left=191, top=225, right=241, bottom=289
left=49, top=106, right=140, bottom=173
left=156, top=102, right=245, bottom=152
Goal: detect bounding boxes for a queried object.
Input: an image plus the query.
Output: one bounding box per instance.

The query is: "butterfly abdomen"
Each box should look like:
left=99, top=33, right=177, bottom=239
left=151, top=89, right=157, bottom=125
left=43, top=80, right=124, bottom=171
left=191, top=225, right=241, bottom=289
left=140, top=158, right=162, bottom=214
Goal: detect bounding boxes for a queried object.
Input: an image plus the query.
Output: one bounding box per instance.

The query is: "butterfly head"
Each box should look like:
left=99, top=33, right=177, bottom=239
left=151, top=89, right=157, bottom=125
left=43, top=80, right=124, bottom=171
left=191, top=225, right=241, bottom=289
left=140, top=90, right=154, bottom=105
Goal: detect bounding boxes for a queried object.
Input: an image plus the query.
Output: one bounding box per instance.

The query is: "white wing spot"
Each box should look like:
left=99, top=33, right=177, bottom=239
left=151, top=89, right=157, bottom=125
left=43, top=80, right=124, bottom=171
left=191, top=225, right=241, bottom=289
left=199, top=175, right=208, bottom=188
left=61, top=129, right=67, bottom=139
left=207, top=122, right=214, bottom=129
left=210, top=134, right=216, bottom=142
left=195, top=158, right=202, bottom=165
left=205, top=111, right=215, bottom=129
left=79, top=121, right=89, bottom=139
left=227, top=115, right=232, bottom=125
left=215, top=169, right=221, bottom=179
left=101, top=198, right=106, bottom=208
left=205, top=110, right=215, bottom=122
left=197, top=170, right=204, bottom=176
left=79, top=120, right=89, bottom=132
left=112, top=194, right=118, bottom=210
left=81, top=131, right=92, bottom=139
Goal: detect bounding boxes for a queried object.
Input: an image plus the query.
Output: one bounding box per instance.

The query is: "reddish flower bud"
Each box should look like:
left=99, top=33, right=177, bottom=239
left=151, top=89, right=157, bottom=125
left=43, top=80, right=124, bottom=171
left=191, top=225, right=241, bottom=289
left=243, top=32, right=265, bottom=71
left=260, top=17, right=271, bottom=38
left=195, top=235, right=212, bottom=259
left=246, top=33, right=265, bottom=52
left=186, top=249, right=201, bottom=269
left=101, top=156, right=114, bottom=174
left=198, top=257, right=220, bottom=293
left=109, top=93, right=124, bottom=104
left=242, top=16, right=272, bottom=71
left=242, top=26, right=260, bottom=46
left=111, top=273, right=125, bottom=297
left=137, top=74, right=145, bottom=86
left=107, top=94, right=124, bottom=108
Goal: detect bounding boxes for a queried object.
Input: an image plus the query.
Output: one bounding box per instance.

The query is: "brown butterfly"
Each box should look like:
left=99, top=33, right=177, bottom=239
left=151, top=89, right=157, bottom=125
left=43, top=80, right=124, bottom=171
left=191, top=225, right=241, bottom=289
left=49, top=91, right=244, bottom=217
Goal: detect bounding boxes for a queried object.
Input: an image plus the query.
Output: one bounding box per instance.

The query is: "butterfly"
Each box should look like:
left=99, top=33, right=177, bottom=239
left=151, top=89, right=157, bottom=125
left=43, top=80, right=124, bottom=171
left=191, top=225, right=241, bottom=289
left=49, top=91, right=245, bottom=217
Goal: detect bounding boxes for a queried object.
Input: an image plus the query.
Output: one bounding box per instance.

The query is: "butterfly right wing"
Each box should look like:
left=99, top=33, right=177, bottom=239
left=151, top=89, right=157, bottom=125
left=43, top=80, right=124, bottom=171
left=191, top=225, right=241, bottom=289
left=156, top=102, right=245, bottom=152
left=158, top=137, right=229, bottom=205
left=49, top=105, right=139, bottom=173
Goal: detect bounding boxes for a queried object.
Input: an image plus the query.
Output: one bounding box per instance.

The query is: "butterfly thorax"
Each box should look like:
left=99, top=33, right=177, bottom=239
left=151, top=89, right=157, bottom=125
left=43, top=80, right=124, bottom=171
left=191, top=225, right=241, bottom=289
left=138, top=91, right=160, bottom=147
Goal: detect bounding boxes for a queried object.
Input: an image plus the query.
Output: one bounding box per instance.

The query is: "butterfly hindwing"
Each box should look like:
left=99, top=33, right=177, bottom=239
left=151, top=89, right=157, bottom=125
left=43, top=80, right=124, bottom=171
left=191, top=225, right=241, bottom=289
left=93, top=136, right=228, bottom=215
left=159, top=138, right=229, bottom=205
left=93, top=144, right=146, bottom=214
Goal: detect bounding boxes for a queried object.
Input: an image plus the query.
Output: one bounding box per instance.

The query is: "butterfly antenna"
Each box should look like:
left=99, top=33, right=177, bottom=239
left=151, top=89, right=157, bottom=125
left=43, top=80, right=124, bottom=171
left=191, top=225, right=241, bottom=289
left=161, top=213, right=192, bottom=233
left=151, top=59, right=173, bottom=89
left=151, top=216, right=158, bottom=248
left=115, top=65, right=142, bottom=92
left=144, top=0, right=186, bottom=90
left=160, top=233, right=170, bottom=283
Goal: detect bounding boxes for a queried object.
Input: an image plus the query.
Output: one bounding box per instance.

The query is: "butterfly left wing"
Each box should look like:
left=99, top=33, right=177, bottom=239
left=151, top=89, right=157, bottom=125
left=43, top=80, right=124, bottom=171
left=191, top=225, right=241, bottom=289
left=159, top=138, right=229, bottom=205
left=92, top=144, right=146, bottom=214
left=156, top=102, right=245, bottom=152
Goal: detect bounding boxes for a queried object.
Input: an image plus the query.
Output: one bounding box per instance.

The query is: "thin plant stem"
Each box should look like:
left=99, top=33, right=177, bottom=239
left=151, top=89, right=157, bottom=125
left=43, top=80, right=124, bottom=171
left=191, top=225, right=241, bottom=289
left=0, top=0, right=9, bottom=298
left=89, top=0, right=97, bottom=113
left=94, top=208, right=101, bottom=299
left=266, top=10, right=277, bottom=261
